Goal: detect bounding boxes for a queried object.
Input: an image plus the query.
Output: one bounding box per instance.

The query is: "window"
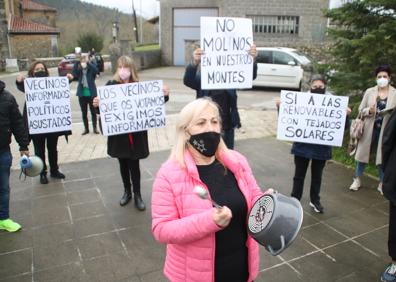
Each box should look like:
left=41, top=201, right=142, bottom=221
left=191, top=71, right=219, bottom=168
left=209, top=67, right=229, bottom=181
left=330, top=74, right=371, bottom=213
left=248, top=15, right=299, bottom=35
left=273, top=51, right=295, bottom=65
left=257, top=50, right=271, bottom=64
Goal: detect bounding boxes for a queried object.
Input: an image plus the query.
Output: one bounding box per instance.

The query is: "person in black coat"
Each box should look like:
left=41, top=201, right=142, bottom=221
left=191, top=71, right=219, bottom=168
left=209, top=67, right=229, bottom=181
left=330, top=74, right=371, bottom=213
left=277, top=75, right=351, bottom=214
left=183, top=44, right=258, bottom=149
left=381, top=108, right=396, bottom=282
left=0, top=80, right=29, bottom=232
left=16, top=61, right=70, bottom=184
left=93, top=55, right=169, bottom=210
left=67, top=54, right=99, bottom=135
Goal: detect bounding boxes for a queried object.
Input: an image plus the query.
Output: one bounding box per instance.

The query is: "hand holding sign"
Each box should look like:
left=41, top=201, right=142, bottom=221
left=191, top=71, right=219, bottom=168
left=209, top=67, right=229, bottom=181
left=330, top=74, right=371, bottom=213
left=248, top=44, right=257, bottom=59
left=24, top=76, right=72, bottom=134
left=97, top=80, right=166, bottom=136
left=277, top=91, right=349, bottom=147
left=200, top=17, right=254, bottom=90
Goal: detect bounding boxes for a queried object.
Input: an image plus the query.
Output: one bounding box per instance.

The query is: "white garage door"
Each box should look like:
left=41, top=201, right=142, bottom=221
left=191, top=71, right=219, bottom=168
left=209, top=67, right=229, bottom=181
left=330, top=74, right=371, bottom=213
left=173, top=8, right=218, bottom=66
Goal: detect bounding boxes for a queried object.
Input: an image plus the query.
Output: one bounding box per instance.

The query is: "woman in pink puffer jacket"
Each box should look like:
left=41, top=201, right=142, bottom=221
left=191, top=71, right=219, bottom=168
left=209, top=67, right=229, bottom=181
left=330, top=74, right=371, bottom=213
left=152, top=98, right=272, bottom=282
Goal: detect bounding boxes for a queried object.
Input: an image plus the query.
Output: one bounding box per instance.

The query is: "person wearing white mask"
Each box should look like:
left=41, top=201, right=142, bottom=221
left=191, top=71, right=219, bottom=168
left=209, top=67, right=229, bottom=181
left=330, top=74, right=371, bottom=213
left=67, top=54, right=99, bottom=135
left=93, top=56, right=170, bottom=210
left=349, top=65, right=396, bottom=193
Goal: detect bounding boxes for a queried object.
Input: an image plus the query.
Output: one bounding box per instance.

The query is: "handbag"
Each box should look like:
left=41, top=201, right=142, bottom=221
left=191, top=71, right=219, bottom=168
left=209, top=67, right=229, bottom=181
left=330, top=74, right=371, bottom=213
left=348, top=112, right=365, bottom=156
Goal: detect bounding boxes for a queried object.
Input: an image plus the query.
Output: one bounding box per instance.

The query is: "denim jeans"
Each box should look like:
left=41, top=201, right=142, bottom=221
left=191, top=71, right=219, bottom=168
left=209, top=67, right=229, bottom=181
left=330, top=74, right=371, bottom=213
left=355, top=125, right=384, bottom=181
left=0, top=150, right=12, bottom=220
left=355, top=162, right=384, bottom=182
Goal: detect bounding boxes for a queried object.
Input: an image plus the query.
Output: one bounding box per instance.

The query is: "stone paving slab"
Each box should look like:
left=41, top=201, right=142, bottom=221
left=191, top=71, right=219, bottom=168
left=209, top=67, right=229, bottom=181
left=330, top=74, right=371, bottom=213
left=10, top=109, right=278, bottom=169
left=0, top=137, right=389, bottom=282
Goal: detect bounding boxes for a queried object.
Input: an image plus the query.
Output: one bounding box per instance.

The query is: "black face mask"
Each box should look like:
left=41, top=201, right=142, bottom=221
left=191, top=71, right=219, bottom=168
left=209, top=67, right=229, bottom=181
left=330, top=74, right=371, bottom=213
left=311, top=87, right=326, bottom=94
left=188, top=131, right=221, bottom=157
left=34, top=71, right=47, bottom=77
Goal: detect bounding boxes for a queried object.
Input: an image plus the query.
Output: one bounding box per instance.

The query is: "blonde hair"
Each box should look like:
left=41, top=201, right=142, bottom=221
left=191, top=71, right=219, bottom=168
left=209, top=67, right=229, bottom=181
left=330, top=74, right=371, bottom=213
left=170, top=98, right=228, bottom=167
left=113, top=55, right=139, bottom=83
left=80, top=54, right=88, bottom=62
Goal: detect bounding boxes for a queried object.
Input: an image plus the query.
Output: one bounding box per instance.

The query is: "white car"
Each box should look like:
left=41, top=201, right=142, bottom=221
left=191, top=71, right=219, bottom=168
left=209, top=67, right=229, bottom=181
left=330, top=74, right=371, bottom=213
left=254, top=47, right=313, bottom=90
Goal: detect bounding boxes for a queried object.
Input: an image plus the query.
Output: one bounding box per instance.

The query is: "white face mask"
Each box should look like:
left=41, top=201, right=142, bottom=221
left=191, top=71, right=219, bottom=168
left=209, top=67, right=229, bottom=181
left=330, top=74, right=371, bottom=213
left=377, top=77, right=389, bottom=88
left=118, top=68, right=131, bottom=81
left=81, top=62, right=87, bottom=69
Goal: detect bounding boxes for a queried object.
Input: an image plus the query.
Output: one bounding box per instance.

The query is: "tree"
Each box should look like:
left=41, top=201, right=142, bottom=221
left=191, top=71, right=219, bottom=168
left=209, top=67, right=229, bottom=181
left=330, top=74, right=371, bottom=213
left=77, top=32, right=104, bottom=53
left=324, top=0, right=396, bottom=95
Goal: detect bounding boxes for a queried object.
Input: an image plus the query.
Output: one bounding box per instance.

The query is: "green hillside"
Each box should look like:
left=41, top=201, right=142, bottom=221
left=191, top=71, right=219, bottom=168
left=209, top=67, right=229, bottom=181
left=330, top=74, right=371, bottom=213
left=34, top=0, right=154, bottom=54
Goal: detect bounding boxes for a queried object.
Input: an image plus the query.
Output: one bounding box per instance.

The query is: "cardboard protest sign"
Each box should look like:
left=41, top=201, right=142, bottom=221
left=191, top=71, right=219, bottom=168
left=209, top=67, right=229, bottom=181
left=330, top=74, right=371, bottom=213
left=277, top=90, right=349, bottom=147
left=200, top=17, right=254, bottom=90
left=24, top=77, right=72, bottom=134
left=97, top=80, right=166, bottom=136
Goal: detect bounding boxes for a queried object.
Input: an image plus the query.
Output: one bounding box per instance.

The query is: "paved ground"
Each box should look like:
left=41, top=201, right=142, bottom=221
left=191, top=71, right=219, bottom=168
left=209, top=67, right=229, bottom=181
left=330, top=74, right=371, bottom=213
left=0, top=138, right=388, bottom=282
left=7, top=67, right=279, bottom=168
left=0, top=67, right=390, bottom=282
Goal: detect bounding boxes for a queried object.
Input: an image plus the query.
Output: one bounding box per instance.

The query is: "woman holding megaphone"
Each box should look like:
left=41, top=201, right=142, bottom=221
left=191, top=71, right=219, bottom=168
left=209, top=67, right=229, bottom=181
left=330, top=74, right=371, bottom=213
left=151, top=98, right=274, bottom=282
left=16, top=61, right=70, bottom=184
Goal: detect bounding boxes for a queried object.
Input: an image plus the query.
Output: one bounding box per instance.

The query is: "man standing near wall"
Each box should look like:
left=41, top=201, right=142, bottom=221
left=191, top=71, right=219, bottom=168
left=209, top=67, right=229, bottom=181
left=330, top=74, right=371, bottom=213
left=0, top=80, right=29, bottom=232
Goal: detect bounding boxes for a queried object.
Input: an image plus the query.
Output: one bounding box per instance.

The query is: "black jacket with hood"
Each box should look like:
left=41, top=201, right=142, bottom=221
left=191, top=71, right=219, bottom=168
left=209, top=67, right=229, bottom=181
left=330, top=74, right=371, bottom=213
left=0, top=80, right=29, bottom=153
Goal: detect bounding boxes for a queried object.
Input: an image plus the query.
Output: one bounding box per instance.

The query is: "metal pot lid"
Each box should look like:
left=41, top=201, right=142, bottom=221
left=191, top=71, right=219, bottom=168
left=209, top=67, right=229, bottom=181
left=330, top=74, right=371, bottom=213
left=248, top=195, right=274, bottom=234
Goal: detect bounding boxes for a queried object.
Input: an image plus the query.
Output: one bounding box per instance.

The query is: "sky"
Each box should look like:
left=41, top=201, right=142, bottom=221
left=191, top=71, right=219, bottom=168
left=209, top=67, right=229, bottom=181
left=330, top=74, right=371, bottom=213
left=80, top=0, right=159, bottom=19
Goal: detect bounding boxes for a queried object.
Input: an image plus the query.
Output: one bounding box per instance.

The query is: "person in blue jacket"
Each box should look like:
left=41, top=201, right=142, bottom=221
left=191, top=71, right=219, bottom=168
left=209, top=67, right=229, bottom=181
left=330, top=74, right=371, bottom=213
left=67, top=54, right=99, bottom=135
left=183, top=45, right=257, bottom=149
left=289, top=75, right=350, bottom=213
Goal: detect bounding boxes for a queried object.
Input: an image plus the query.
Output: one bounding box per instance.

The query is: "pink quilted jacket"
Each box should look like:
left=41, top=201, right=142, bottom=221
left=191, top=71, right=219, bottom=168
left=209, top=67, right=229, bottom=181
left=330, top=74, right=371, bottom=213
left=151, top=149, right=264, bottom=282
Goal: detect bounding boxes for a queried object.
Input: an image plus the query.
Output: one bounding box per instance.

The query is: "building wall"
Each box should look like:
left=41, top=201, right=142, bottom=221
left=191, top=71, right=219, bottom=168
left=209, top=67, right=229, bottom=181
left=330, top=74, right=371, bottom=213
left=9, top=34, right=54, bottom=58
left=0, top=0, right=9, bottom=69
left=218, top=0, right=329, bottom=46
left=160, top=0, right=330, bottom=65
left=160, top=0, right=220, bottom=65
left=23, top=10, right=56, bottom=27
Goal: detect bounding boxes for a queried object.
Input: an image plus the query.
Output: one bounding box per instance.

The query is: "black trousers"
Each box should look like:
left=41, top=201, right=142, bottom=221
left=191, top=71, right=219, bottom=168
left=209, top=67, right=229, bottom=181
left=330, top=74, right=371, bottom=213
left=32, top=135, right=59, bottom=174
left=389, top=202, right=396, bottom=260
left=118, top=158, right=141, bottom=194
left=78, top=96, right=97, bottom=129
left=291, top=155, right=326, bottom=203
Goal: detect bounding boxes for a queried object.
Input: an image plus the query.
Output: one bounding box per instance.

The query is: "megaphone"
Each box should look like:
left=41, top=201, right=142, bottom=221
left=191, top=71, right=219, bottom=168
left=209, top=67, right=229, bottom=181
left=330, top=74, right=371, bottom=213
left=20, top=155, right=44, bottom=177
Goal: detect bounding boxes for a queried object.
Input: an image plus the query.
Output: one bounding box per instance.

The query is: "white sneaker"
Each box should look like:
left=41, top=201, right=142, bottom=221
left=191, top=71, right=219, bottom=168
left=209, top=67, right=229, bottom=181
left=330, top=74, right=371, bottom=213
left=377, top=182, right=383, bottom=195
left=349, top=177, right=361, bottom=191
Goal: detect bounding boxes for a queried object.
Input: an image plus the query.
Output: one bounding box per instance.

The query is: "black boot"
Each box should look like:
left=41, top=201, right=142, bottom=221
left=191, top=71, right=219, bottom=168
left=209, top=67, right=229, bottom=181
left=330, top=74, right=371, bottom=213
left=92, top=120, right=99, bottom=134
left=50, top=170, right=65, bottom=179
left=82, top=118, right=89, bottom=135
left=40, top=172, right=48, bottom=184
left=119, top=186, right=132, bottom=206
left=134, top=193, right=146, bottom=211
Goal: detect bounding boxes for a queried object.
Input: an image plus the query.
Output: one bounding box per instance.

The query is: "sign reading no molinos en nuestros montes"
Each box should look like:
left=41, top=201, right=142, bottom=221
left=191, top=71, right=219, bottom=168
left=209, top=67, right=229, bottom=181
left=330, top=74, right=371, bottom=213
left=200, top=17, right=254, bottom=90
left=277, top=90, right=349, bottom=147
left=97, top=80, right=166, bottom=136
left=24, top=77, right=72, bottom=134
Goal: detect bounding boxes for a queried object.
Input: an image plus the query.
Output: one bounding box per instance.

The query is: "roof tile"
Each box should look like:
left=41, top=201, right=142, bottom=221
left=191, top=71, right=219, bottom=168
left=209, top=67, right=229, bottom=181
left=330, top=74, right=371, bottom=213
left=9, top=15, right=60, bottom=34
left=21, top=0, right=57, bottom=12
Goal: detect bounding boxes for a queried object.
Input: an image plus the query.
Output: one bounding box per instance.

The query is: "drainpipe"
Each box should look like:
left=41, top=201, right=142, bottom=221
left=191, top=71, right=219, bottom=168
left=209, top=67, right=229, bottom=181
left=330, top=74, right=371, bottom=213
left=7, top=14, right=12, bottom=58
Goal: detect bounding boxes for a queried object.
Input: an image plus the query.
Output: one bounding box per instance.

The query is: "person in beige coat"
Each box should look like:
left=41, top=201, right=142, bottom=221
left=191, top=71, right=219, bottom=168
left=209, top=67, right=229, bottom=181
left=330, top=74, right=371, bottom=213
left=350, top=65, right=396, bottom=193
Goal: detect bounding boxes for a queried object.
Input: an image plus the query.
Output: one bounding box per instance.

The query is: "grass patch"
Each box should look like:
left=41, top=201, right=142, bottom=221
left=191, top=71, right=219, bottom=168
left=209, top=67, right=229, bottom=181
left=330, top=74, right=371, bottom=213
left=332, top=146, right=379, bottom=178
left=134, top=44, right=160, bottom=52
left=332, top=93, right=380, bottom=179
